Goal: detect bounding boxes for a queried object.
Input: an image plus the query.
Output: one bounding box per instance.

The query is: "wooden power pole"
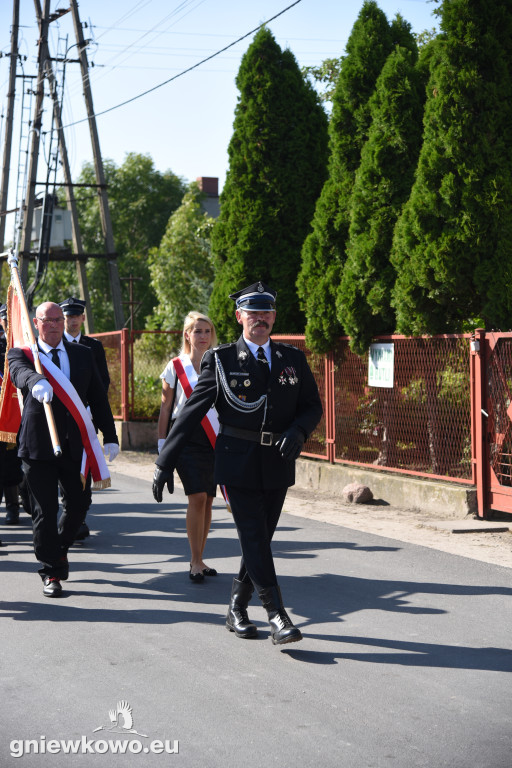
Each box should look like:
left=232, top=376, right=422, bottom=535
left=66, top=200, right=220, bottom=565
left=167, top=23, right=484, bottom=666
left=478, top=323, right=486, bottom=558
left=69, top=0, right=124, bottom=329
left=0, top=0, right=125, bottom=330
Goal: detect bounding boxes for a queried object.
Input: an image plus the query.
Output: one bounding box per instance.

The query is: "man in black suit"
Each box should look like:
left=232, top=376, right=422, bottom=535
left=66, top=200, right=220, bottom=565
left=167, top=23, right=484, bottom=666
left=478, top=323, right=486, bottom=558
left=60, top=297, right=110, bottom=392
left=59, top=296, right=110, bottom=540
left=153, top=282, right=322, bottom=645
left=8, top=301, right=119, bottom=597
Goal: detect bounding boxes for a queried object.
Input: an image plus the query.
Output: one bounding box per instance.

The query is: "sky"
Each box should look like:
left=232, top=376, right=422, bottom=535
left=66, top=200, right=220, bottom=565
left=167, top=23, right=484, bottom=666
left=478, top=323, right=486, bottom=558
left=0, top=0, right=439, bottom=242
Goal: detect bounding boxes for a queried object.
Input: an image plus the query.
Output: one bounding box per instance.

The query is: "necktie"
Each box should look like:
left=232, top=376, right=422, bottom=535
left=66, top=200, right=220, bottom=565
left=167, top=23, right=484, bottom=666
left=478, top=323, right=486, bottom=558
left=257, top=346, right=269, bottom=380
left=50, top=348, right=60, bottom=368
left=73, top=339, right=78, bottom=343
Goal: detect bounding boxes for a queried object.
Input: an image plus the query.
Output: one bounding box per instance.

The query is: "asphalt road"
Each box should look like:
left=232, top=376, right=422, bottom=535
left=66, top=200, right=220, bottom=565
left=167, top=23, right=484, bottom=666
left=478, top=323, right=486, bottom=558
left=1, top=470, right=511, bottom=768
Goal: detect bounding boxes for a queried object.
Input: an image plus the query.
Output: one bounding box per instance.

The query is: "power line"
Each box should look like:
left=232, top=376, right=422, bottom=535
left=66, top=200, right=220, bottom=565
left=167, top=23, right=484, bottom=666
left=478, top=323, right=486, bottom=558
left=62, top=0, right=302, bottom=128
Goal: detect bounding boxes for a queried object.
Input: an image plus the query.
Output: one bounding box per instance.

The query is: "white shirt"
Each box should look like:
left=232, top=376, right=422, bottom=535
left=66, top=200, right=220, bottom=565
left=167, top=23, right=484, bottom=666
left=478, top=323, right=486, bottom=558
left=38, top=339, right=70, bottom=380
left=243, top=336, right=271, bottom=368
left=64, top=330, right=81, bottom=343
left=159, top=353, right=191, bottom=420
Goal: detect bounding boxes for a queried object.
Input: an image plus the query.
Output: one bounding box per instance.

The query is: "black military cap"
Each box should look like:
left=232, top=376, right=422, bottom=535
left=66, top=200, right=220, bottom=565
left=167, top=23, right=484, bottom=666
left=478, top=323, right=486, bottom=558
left=0, top=304, right=7, bottom=322
left=229, top=281, right=277, bottom=312
left=59, top=296, right=86, bottom=316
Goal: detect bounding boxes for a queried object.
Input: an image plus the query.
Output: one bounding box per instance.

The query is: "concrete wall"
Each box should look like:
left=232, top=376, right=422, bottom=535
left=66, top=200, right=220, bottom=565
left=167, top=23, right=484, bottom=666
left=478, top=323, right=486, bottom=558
left=296, top=459, right=477, bottom=519
left=116, top=421, right=477, bottom=519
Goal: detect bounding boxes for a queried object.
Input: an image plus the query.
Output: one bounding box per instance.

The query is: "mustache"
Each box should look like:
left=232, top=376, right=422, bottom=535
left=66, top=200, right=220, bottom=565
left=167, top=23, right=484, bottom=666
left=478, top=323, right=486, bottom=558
left=253, top=321, right=269, bottom=328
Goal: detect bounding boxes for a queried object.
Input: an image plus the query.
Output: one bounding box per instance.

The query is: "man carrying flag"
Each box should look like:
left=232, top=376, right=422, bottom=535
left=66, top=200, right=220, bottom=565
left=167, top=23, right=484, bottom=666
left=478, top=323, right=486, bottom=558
left=7, top=300, right=119, bottom=598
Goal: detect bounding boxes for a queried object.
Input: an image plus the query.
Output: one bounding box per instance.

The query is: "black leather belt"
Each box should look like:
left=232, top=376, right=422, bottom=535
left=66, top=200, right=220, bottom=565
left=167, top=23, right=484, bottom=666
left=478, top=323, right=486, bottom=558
left=219, top=424, right=282, bottom=446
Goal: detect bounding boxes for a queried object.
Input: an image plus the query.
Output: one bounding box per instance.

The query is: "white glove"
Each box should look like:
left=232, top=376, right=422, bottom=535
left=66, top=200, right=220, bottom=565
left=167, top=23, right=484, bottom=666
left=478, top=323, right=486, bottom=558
left=103, top=443, right=119, bottom=462
left=158, top=438, right=166, bottom=454
left=32, top=379, right=53, bottom=403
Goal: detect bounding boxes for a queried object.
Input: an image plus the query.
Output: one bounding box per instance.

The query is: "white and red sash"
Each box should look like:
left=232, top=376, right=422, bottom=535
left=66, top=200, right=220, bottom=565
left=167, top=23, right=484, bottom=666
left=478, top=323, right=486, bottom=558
left=172, top=355, right=230, bottom=510
left=23, top=346, right=111, bottom=489
left=172, top=356, right=219, bottom=447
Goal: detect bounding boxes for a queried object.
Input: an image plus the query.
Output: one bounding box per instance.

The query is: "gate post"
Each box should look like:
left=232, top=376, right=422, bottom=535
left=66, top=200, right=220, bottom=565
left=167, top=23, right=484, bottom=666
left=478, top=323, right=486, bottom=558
left=325, top=351, right=335, bottom=463
left=120, top=328, right=130, bottom=422
left=471, top=328, right=486, bottom=518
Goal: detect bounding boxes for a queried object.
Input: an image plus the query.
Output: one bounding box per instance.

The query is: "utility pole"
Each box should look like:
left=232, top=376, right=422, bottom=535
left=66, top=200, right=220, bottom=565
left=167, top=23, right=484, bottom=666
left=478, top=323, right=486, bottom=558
left=0, top=0, right=20, bottom=263
left=69, top=0, right=124, bottom=329
left=18, top=0, right=50, bottom=286
left=121, top=274, right=142, bottom=331
left=33, top=0, right=93, bottom=331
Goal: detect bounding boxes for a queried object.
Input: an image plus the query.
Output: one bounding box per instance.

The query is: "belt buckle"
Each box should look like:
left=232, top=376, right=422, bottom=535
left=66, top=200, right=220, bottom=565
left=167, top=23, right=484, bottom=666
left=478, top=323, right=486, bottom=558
left=260, top=431, right=273, bottom=446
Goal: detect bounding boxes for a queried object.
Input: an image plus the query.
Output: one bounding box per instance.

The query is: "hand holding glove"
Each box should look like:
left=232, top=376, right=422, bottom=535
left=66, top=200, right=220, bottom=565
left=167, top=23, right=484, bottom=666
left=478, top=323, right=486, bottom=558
left=152, top=466, right=174, bottom=503
left=157, top=438, right=166, bottom=454
left=276, top=426, right=306, bottom=461
left=103, top=443, right=119, bottom=462
left=31, top=379, right=53, bottom=403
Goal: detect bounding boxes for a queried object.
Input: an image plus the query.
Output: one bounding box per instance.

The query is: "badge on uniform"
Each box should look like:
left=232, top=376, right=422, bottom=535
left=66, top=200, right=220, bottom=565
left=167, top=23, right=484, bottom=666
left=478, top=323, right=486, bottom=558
left=230, top=379, right=237, bottom=388
left=243, top=379, right=251, bottom=387
left=278, top=367, right=298, bottom=386
left=238, top=351, right=248, bottom=361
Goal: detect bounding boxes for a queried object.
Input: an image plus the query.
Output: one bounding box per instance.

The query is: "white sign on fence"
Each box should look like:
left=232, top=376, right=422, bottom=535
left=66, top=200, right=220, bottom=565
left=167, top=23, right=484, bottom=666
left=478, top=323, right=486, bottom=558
left=368, top=343, right=394, bottom=388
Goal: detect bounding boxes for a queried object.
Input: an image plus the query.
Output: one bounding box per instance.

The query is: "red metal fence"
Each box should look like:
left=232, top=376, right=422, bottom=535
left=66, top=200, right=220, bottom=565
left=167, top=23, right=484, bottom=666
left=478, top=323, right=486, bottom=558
left=96, top=329, right=473, bottom=482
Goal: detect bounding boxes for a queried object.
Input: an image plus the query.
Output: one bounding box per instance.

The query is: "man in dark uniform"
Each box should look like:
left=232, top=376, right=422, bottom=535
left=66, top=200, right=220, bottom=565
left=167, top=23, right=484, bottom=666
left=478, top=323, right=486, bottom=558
left=59, top=296, right=111, bottom=540
left=8, top=301, right=119, bottom=597
left=60, top=297, right=110, bottom=392
left=153, top=282, right=322, bottom=645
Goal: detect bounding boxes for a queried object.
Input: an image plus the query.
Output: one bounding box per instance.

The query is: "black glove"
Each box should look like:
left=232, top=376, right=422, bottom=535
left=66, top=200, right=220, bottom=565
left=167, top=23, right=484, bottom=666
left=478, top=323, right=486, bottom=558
left=276, top=426, right=305, bottom=461
left=152, top=467, right=174, bottom=503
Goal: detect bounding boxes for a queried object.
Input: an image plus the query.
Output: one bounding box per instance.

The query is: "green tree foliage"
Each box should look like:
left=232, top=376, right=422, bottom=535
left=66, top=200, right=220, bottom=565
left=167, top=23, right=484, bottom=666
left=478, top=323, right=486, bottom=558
left=209, top=27, right=328, bottom=342
left=337, top=42, right=426, bottom=354
left=297, top=2, right=411, bottom=353
left=391, top=0, right=512, bottom=334
left=147, top=182, right=215, bottom=331
left=302, top=58, right=342, bottom=104
left=43, top=153, right=185, bottom=331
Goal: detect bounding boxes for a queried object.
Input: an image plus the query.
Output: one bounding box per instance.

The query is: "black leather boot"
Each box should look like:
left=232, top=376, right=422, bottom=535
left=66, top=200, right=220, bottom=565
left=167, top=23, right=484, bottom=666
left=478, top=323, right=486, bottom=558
left=4, top=486, right=20, bottom=524
left=258, top=585, right=302, bottom=645
left=226, top=578, right=258, bottom=638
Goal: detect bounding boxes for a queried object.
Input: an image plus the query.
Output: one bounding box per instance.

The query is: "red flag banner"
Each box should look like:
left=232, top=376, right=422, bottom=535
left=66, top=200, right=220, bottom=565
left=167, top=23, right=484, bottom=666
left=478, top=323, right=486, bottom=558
left=0, top=285, right=24, bottom=442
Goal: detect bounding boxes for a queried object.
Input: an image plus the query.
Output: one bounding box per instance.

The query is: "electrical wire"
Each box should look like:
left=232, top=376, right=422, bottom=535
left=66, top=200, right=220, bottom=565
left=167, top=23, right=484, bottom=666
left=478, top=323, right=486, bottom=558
left=62, top=0, right=303, bottom=128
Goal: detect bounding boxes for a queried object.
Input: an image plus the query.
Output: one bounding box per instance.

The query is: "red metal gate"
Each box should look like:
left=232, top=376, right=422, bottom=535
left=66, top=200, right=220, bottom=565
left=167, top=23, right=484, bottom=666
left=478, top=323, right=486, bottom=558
left=473, top=329, right=512, bottom=517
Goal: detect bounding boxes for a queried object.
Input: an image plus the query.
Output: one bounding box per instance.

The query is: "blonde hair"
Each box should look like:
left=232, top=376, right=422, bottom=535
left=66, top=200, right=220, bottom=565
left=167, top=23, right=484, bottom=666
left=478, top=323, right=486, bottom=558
left=181, top=311, right=217, bottom=355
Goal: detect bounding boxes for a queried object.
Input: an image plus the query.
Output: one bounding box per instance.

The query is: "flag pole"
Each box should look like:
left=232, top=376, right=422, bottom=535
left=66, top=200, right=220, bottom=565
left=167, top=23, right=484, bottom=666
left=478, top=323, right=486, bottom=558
left=7, top=251, right=62, bottom=457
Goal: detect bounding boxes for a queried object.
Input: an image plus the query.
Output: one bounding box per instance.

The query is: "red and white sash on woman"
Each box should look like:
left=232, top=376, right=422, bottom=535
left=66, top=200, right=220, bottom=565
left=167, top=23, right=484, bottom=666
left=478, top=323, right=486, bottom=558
left=22, top=346, right=111, bottom=489
left=172, top=355, right=230, bottom=510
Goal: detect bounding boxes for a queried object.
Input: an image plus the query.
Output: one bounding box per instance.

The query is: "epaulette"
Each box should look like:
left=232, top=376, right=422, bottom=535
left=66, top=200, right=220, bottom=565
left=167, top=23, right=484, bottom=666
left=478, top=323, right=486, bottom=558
left=212, top=343, right=235, bottom=352
left=274, top=341, right=299, bottom=351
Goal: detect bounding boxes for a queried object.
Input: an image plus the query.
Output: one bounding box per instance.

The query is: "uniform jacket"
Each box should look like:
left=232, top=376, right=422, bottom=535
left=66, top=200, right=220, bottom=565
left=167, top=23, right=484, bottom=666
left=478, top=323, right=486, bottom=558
left=78, top=334, right=110, bottom=392
left=157, top=335, right=322, bottom=490
left=8, top=341, right=118, bottom=461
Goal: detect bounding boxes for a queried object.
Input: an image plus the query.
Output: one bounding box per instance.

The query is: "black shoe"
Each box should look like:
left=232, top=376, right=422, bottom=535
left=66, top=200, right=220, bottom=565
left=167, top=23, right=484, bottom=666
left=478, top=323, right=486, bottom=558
left=226, top=578, right=258, bottom=639
left=258, top=585, right=302, bottom=645
left=202, top=566, right=218, bottom=576
left=60, top=555, right=69, bottom=581
left=5, top=507, right=19, bottom=525
left=74, top=522, right=90, bottom=542
left=43, top=577, right=63, bottom=598
left=189, top=566, right=204, bottom=582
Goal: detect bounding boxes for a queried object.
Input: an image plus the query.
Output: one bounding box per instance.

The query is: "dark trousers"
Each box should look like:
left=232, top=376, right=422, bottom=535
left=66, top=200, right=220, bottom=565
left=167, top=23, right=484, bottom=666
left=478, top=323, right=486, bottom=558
left=225, top=485, right=288, bottom=591
left=22, top=454, right=89, bottom=579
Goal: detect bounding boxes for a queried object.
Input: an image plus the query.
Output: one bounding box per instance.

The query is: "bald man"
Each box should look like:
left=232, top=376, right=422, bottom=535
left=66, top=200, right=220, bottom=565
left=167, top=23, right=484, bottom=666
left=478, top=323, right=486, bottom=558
left=7, top=302, right=119, bottom=597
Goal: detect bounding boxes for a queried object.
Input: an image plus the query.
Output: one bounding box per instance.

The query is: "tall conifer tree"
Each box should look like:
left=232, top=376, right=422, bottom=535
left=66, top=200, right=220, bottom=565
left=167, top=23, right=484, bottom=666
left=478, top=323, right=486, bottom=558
left=297, top=2, right=405, bottom=353
left=209, top=27, right=328, bottom=341
left=391, top=0, right=512, bottom=333
left=337, top=40, right=425, bottom=354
